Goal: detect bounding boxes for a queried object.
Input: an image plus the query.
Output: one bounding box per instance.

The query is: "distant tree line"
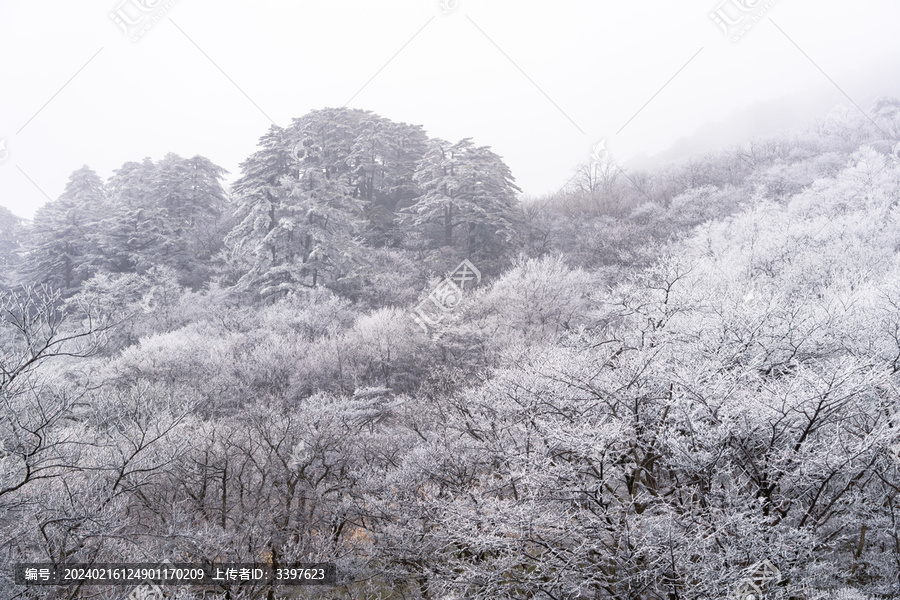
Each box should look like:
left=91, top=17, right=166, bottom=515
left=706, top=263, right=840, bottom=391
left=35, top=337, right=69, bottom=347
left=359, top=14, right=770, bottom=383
left=4, top=108, right=523, bottom=306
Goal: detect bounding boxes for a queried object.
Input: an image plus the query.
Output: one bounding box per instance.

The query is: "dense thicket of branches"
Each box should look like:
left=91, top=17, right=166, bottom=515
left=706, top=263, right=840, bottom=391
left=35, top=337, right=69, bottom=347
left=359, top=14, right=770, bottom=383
left=2, top=101, right=900, bottom=599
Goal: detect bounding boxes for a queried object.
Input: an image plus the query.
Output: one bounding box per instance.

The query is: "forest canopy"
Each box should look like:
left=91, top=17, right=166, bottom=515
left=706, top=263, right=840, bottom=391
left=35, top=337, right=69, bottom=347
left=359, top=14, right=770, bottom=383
left=1, top=101, right=900, bottom=600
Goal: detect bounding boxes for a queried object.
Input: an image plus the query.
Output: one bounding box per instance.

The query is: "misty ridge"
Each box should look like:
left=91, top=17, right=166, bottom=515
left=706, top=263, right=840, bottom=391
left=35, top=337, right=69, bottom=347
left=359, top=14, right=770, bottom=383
left=1, top=97, right=900, bottom=599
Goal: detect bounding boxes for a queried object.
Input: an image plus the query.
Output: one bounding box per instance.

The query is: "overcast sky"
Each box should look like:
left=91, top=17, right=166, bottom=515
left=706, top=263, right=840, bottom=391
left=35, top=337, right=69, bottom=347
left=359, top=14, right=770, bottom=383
left=1, top=0, right=899, bottom=219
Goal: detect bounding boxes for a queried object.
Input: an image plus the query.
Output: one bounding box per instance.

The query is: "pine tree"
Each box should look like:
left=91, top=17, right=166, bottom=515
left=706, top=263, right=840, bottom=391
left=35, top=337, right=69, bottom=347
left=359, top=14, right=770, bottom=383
left=100, top=158, right=165, bottom=274
left=99, top=155, right=228, bottom=286
left=225, top=125, right=295, bottom=296
left=23, top=166, right=107, bottom=292
left=348, top=116, right=429, bottom=246
left=404, top=138, right=522, bottom=260
left=153, top=153, right=229, bottom=283
left=226, top=109, right=426, bottom=298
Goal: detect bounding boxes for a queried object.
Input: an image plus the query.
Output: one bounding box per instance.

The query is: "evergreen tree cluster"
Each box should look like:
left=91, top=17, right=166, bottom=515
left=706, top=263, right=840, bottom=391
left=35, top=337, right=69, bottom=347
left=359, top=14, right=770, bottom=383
left=20, top=155, right=229, bottom=293
left=225, top=108, right=522, bottom=300
left=8, top=108, right=524, bottom=303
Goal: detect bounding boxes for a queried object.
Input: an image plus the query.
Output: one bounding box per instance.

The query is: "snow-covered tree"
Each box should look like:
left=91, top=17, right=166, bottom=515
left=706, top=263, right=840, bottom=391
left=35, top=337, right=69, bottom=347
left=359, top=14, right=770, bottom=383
left=22, top=166, right=107, bottom=292
left=404, top=138, right=523, bottom=262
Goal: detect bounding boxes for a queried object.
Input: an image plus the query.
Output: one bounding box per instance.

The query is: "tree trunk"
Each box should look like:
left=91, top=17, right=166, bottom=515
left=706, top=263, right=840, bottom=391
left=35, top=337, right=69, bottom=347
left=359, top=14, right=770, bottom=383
left=444, top=202, right=453, bottom=247
left=268, top=193, right=277, bottom=264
